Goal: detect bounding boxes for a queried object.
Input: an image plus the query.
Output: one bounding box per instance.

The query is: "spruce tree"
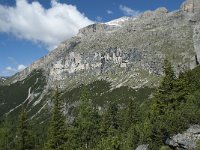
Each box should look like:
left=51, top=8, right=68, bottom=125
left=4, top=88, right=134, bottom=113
left=174, top=72, right=190, bottom=103
left=101, top=102, right=119, bottom=133
left=148, top=59, right=176, bottom=148
left=98, top=102, right=121, bottom=150
left=121, top=125, right=139, bottom=150
left=45, top=89, right=67, bottom=150
left=124, top=99, right=139, bottom=131
left=156, top=59, right=176, bottom=105
left=0, top=117, right=13, bottom=150
left=15, top=106, right=34, bottom=150
left=72, top=87, right=100, bottom=149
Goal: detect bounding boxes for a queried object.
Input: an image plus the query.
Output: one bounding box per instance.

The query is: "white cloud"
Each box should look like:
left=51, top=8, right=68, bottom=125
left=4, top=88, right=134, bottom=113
left=0, top=0, right=94, bottom=50
left=107, top=10, right=113, bottom=14
left=17, top=64, right=26, bottom=71
left=1, top=57, right=27, bottom=76
left=3, top=64, right=26, bottom=76
left=5, top=64, right=26, bottom=72
left=4, top=66, right=17, bottom=76
left=119, top=5, right=140, bottom=16
left=5, top=66, right=16, bottom=72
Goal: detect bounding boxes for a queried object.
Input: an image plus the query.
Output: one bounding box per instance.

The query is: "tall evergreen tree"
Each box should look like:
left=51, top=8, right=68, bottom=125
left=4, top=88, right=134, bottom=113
left=148, top=59, right=176, bottom=148
left=156, top=59, right=176, bottom=104
left=121, top=125, right=139, bottom=150
left=101, top=102, right=120, bottom=133
left=72, top=87, right=100, bottom=149
left=15, top=106, right=34, bottom=150
left=45, top=89, right=67, bottom=150
left=0, top=117, right=14, bottom=150
left=124, top=99, right=139, bottom=131
left=98, top=102, right=121, bottom=150
left=174, top=72, right=190, bottom=103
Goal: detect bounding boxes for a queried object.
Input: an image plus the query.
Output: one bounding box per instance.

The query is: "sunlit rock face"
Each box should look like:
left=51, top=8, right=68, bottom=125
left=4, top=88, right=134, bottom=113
left=181, top=0, right=200, bottom=64
left=10, top=0, right=200, bottom=89
left=181, top=0, right=200, bottom=13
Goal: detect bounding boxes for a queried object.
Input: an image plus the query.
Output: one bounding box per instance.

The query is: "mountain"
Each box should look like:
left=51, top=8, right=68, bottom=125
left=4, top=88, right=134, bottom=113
left=1, top=0, right=200, bottom=120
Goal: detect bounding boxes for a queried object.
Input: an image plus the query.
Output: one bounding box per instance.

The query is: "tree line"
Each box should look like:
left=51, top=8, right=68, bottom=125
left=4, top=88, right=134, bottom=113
left=1, top=60, right=200, bottom=150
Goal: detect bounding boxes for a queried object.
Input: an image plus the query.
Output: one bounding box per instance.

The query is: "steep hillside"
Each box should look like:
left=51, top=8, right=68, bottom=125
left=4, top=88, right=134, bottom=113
left=0, top=70, right=48, bottom=119
left=0, top=70, right=154, bottom=121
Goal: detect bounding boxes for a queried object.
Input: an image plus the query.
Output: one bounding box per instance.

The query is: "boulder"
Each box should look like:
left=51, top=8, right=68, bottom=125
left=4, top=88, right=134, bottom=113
left=135, top=144, right=148, bottom=150
left=166, top=125, right=200, bottom=149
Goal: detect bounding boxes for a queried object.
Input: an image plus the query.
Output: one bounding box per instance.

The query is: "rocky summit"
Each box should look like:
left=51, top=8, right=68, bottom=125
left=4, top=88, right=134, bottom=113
left=9, top=0, right=200, bottom=90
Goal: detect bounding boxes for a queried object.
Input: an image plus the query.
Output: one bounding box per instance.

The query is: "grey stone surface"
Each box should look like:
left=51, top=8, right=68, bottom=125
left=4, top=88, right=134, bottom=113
left=181, top=0, right=200, bottom=13
left=135, top=144, right=148, bottom=150
left=166, top=125, right=200, bottom=150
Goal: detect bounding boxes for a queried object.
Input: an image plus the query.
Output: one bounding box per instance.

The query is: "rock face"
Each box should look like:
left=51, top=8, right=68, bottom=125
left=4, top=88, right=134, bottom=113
left=181, top=0, right=200, bottom=13
left=166, top=125, right=200, bottom=149
left=9, top=0, right=200, bottom=90
left=135, top=144, right=148, bottom=150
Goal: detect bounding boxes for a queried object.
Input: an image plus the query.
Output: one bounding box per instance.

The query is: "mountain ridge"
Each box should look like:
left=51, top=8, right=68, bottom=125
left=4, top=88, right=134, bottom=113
left=11, top=0, right=200, bottom=90
left=1, top=0, right=200, bottom=121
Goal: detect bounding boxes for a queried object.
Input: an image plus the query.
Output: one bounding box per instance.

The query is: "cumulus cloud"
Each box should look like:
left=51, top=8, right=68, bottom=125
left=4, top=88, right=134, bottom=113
left=5, top=66, right=16, bottom=72
left=0, top=0, right=94, bottom=50
left=1, top=57, right=27, bottom=76
left=107, top=10, right=113, bottom=14
left=119, top=5, right=140, bottom=16
left=17, top=64, right=26, bottom=71
left=3, top=64, right=26, bottom=76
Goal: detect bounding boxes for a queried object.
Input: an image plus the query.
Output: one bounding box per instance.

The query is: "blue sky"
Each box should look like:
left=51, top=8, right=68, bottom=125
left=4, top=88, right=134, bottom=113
left=0, top=0, right=185, bottom=76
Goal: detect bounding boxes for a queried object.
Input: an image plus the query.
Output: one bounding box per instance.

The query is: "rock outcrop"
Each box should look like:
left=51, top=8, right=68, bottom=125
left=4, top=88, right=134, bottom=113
left=166, top=125, right=200, bottom=149
left=135, top=144, right=148, bottom=150
left=181, top=0, right=200, bottom=13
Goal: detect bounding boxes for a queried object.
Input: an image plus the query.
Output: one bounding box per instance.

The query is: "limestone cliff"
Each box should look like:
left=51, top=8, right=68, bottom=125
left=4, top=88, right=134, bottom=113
left=11, top=0, right=200, bottom=89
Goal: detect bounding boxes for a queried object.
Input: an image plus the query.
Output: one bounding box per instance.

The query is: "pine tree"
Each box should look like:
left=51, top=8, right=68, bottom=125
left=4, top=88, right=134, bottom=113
left=72, top=87, right=100, bottom=149
left=121, top=125, right=139, bottom=150
left=45, top=89, right=67, bottom=150
left=98, top=102, right=121, bottom=150
left=157, top=59, right=175, bottom=104
left=148, top=59, right=176, bottom=147
left=0, top=117, right=13, bottom=150
left=174, top=72, right=190, bottom=103
left=15, top=106, right=34, bottom=150
left=101, top=102, right=119, bottom=133
left=124, top=99, right=139, bottom=131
